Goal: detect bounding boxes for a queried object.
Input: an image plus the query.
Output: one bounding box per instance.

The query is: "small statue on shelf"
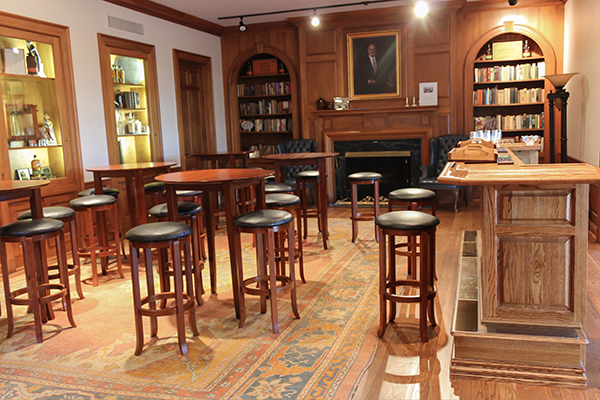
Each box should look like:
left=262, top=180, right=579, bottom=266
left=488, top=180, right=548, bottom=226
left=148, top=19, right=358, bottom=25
left=26, top=41, right=46, bottom=78
left=43, top=114, right=57, bottom=145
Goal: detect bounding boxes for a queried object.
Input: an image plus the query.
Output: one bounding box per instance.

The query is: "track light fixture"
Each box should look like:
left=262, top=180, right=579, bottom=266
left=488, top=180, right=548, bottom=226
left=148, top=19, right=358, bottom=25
left=508, top=0, right=518, bottom=6
left=219, top=0, right=405, bottom=27
left=311, top=10, right=320, bottom=26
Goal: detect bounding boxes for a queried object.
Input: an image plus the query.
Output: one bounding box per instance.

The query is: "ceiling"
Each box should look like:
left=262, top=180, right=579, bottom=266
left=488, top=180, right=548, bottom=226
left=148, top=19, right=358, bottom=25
left=149, top=0, right=421, bottom=27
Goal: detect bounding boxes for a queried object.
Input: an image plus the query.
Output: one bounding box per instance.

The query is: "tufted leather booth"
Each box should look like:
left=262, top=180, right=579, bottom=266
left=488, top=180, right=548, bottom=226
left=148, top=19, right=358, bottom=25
left=276, top=139, right=318, bottom=184
left=419, top=134, right=469, bottom=212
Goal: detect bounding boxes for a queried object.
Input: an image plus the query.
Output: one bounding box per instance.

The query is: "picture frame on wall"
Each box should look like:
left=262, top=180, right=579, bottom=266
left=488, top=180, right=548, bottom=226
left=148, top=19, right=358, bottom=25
left=16, top=168, right=30, bottom=180
left=347, top=30, right=401, bottom=100
left=419, top=82, right=438, bottom=106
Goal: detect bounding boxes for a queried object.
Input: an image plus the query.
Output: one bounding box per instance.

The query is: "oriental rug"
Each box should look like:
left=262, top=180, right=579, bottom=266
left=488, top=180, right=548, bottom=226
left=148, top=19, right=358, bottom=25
left=0, top=218, right=381, bottom=399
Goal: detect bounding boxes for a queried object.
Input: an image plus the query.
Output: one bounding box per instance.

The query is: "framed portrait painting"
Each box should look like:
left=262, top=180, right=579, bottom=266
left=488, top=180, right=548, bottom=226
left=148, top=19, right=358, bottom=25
left=348, top=30, right=401, bottom=100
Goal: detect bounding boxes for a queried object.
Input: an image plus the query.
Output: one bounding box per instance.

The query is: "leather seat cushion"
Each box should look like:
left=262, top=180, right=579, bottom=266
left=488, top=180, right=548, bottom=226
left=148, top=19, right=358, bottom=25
left=162, top=189, right=203, bottom=197
left=144, top=182, right=166, bottom=192
left=348, top=172, right=382, bottom=181
left=234, top=210, right=293, bottom=228
left=17, top=206, right=75, bottom=220
left=265, top=183, right=295, bottom=193
left=126, top=221, right=192, bottom=243
left=78, top=187, right=120, bottom=197
left=149, top=202, right=202, bottom=218
left=0, top=218, right=64, bottom=237
left=376, top=210, right=440, bottom=231
left=295, top=170, right=320, bottom=180
left=388, top=188, right=436, bottom=202
left=69, top=194, right=117, bottom=208
left=265, top=194, right=301, bottom=207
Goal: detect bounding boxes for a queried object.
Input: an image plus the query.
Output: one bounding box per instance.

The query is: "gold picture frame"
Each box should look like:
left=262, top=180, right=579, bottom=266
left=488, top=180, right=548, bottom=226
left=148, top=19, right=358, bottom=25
left=348, top=30, right=401, bottom=100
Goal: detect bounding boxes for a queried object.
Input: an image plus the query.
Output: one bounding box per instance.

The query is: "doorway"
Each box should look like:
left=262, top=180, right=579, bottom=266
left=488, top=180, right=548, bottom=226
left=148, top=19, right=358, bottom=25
left=173, top=50, right=216, bottom=170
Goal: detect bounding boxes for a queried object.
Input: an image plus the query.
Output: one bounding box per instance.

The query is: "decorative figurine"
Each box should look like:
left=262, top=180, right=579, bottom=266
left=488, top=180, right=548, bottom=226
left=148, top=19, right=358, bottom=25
left=43, top=114, right=57, bottom=145
left=26, top=41, right=46, bottom=78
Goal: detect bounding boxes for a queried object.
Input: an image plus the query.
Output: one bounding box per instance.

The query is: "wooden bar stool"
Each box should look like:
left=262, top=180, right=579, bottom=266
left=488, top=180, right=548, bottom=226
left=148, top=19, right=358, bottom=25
left=235, top=210, right=300, bottom=334
left=388, top=188, right=437, bottom=215
left=265, top=193, right=305, bottom=283
left=348, top=172, right=382, bottom=243
left=294, top=170, right=325, bottom=247
left=17, top=206, right=84, bottom=299
left=0, top=218, right=76, bottom=343
left=144, top=181, right=166, bottom=208
left=126, top=221, right=199, bottom=355
left=69, top=195, right=124, bottom=287
left=148, top=202, right=205, bottom=305
left=375, top=210, right=440, bottom=342
left=265, top=182, right=295, bottom=194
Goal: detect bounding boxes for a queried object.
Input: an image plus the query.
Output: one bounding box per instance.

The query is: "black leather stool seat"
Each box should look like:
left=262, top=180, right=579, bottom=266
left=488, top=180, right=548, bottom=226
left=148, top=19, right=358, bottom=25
left=149, top=202, right=202, bottom=218
left=0, top=219, right=64, bottom=237
left=348, top=172, right=382, bottom=181
left=389, top=188, right=436, bottom=202
left=234, top=210, right=293, bottom=229
left=126, top=221, right=192, bottom=243
left=162, top=189, right=203, bottom=197
left=265, top=194, right=301, bottom=207
left=144, top=181, right=166, bottom=192
left=69, top=194, right=117, bottom=208
left=265, top=182, right=295, bottom=193
left=376, top=210, right=440, bottom=231
left=295, top=170, right=320, bottom=180
left=18, top=206, right=75, bottom=220
left=78, top=187, right=120, bottom=197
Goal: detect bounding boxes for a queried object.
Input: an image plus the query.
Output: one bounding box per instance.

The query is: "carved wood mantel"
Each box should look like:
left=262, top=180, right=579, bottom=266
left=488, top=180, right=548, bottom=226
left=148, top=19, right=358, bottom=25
left=315, top=106, right=437, bottom=203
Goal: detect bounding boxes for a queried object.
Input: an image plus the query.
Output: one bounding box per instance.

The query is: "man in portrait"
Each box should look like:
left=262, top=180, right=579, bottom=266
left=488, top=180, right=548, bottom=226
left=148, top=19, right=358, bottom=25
left=353, top=39, right=397, bottom=96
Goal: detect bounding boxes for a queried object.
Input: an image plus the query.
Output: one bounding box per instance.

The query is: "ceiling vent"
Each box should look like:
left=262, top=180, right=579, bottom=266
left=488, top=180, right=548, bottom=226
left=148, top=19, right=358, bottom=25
left=108, top=15, right=144, bottom=35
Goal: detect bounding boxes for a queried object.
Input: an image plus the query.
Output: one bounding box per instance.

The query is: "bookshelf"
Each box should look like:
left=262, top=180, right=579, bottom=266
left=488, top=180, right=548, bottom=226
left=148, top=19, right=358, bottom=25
left=236, top=55, right=295, bottom=153
left=471, top=35, right=546, bottom=137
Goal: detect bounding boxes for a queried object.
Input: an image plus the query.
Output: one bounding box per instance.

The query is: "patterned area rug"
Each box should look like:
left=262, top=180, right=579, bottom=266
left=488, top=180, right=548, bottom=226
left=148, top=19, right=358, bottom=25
left=0, top=218, right=381, bottom=399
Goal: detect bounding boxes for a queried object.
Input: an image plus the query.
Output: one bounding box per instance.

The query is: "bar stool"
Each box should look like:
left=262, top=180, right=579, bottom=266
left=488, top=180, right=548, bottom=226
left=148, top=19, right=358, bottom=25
left=265, top=182, right=295, bottom=194
left=294, top=170, right=326, bottom=247
left=235, top=210, right=300, bottom=334
left=170, top=189, right=206, bottom=260
left=348, top=172, right=382, bottom=243
left=375, top=210, right=440, bottom=342
left=264, top=193, right=305, bottom=283
left=69, top=195, right=124, bottom=287
left=126, top=221, right=199, bottom=355
left=144, top=181, right=166, bottom=208
left=0, top=218, right=76, bottom=343
left=17, top=206, right=84, bottom=299
left=388, top=188, right=437, bottom=215
left=148, top=202, right=205, bottom=305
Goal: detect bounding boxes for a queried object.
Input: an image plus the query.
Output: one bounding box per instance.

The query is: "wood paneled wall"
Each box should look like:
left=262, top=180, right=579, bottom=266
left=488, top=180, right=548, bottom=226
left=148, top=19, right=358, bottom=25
left=220, top=0, right=565, bottom=151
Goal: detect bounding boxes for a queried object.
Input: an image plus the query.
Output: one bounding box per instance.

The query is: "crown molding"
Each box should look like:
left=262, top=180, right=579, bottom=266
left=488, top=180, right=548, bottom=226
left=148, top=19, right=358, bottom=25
left=102, top=0, right=224, bottom=36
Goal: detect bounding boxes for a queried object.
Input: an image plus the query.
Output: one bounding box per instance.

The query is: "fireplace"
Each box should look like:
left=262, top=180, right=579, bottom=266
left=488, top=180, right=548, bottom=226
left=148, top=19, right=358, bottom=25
left=334, top=139, right=421, bottom=202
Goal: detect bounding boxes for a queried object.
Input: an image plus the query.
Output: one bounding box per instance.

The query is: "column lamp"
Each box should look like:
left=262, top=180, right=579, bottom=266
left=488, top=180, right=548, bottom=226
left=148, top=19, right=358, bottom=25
left=545, top=73, right=578, bottom=163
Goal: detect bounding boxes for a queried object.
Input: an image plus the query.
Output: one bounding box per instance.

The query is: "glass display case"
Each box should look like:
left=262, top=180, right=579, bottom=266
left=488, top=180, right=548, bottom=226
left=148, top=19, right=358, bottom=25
left=1, top=35, right=66, bottom=180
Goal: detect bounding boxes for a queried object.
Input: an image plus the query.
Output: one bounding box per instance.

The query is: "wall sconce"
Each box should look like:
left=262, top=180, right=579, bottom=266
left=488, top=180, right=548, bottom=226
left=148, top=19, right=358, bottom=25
left=545, top=73, right=578, bottom=163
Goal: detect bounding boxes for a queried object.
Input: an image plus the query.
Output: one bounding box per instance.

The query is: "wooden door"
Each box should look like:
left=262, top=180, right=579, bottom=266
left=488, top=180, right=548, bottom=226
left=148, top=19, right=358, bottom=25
left=173, top=50, right=216, bottom=170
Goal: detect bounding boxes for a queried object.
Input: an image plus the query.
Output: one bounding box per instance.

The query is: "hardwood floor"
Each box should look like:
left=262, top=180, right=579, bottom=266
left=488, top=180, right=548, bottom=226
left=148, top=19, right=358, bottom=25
left=328, top=201, right=600, bottom=400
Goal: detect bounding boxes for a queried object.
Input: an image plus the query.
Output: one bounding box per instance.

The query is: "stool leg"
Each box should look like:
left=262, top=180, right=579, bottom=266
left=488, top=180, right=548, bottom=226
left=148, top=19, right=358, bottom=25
left=256, top=232, right=267, bottom=315
left=68, top=218, right=84, bottom=299
left=85, top=208, right=99, bottom=287
left=110, top=203, right=124, bottom=279
left=373, top=180, right=380, bottom=243
left=266, top=229, right=280, bottom=334
left=24, top=237, right=43, bottom=343
left=183, top=240, right=199, bottom=337
left=190, top=215, right=204, bottom=306
left=426, top=230, right=437, bottom=328
left=56, top=231, right=76, bottom=329
left=287, top=223, right=300, bottom=320
left=351, top=182, right=359, bottom=243
left=420, top=234, right=429, bottom=343
left=295, top=205, right=305, bottom=283
left=130, top=245, right=145, bottom=356
left=378, top=228, right=387, bottom=338
left=146, top=248, right=158, bottom=338
left=298, top=181, right=309, bottom=240
left=172, top=240, right=189, bottom=355
left=388, top=234, right=396, bottom=324
left=0, top=241, right=14, bottom=339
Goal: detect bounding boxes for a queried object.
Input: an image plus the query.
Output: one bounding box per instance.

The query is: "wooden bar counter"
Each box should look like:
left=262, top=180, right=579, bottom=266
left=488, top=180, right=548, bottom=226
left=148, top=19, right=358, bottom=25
left=439, top=154, right=600, bottom=388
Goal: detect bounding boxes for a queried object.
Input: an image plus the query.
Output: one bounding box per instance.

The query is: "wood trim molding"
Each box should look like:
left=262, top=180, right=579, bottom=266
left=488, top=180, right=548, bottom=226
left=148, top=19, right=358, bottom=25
left=102, top=0, right=224, bottom=36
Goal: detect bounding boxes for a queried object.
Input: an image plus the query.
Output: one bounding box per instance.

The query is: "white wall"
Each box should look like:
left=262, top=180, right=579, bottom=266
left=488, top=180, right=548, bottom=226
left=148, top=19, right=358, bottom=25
left=564, top=0, right=600, bottom=166
left=2, top=0, right=226, bottom=180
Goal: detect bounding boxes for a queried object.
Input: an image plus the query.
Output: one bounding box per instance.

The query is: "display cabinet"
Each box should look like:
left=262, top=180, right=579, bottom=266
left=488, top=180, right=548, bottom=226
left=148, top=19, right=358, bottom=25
left=98, top=34, right=163, bottom=165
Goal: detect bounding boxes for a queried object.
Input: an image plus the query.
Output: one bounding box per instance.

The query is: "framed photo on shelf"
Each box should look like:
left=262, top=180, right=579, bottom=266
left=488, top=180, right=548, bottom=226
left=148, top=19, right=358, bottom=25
left=16, top=168, right=30, bottom=180
left=347, top=30, right=401, bottom=100
left=41, top=166, right=52, bottom=179
left=419, top=82, right=438, bottom=106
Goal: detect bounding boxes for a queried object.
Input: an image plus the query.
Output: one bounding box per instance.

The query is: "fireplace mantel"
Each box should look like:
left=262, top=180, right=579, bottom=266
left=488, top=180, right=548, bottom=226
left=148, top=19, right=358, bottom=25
left=315, top=106, right=437, bottom=203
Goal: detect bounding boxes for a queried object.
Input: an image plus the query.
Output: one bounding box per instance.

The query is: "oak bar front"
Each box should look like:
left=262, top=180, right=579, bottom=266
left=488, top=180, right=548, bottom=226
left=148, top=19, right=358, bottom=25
left=439, top=159, right=600, bottom=388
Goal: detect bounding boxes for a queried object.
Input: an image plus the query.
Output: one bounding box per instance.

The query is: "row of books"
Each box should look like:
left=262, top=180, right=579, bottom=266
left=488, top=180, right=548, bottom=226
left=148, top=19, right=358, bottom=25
left=241, top=118, right=292, bottom=132
left=474, top=62, right=546, bottom=83
left=237, top=81, right=290, bottom=97
left=473, top=87, right=545, bottom=105
left=239, top=99, right=291, bottom=116
left=249, top=144, right=280, bottom=156
left=118, top=91, right=141, bottom=109
left=475, top=113, right=544, bottom=131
